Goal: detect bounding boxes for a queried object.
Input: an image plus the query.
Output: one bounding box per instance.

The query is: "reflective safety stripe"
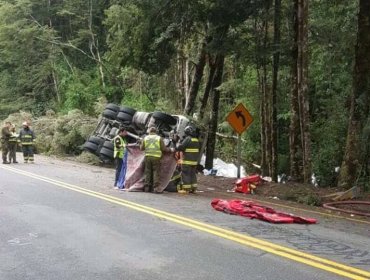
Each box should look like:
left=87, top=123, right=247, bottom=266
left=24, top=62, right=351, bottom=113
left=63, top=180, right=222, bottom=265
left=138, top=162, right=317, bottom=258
left=185, top=148, right=199, bottom=153
left=181, top=137, right=200, bottom=165
left=181, top=160, right=197, bottom=165
left=170, top=174, right=181, bottom=181
left=144, top=135, right=161, bottom=158
left=182, top=184, right=192, bottom=189
left=113, top=136, right=126, bottom=159
left=20, top=129, right=35, bottom=145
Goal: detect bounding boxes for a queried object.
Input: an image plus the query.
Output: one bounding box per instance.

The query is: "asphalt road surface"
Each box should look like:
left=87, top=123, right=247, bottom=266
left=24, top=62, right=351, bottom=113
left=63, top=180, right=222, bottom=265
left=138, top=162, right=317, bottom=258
left=0, top=154, right=369, bottom=280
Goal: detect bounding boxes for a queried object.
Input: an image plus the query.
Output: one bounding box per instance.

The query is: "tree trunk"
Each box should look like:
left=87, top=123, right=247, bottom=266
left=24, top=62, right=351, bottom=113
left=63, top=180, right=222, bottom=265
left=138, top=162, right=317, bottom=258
left=260, top=2, right=271, bottom=177
left=289, top=0, right=302, bottom=181
left=338, top=0, right=370, bottom=189
left=176, top=51, right=187, bottom=109
left=184, top=40, right=207, bottom=116
left=297, top=0, right=311, bottom=183
left=205, top=55, right=225, bottom=170
left=271, top=0, right=281, bottom=182
left=199, top=56, right=217, bottom=121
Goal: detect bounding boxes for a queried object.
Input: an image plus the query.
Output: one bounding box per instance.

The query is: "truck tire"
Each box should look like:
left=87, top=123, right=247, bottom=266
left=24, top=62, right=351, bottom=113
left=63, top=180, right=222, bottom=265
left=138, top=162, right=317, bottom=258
left=152, top=111, right=177, bottom=126
left=102, top=140, right=114, bottom=150
left=116, top=111, right=133, bottom=123
left=83, top=141, right=99, bottom=153
left=102, top=109, right=117, bottom=120
left=119, top=106, right=136, bottom=116
left=105, top=103, right=120, bottom=112
left=88, top=136, right=104, bottom=146
left=99, top=147, right=114, bottom=159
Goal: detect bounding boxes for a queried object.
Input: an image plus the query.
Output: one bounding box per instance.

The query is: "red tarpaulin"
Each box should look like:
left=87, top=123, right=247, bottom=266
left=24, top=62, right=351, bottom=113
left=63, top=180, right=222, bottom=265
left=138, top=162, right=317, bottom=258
left=211, top=199, right=317, bottom=224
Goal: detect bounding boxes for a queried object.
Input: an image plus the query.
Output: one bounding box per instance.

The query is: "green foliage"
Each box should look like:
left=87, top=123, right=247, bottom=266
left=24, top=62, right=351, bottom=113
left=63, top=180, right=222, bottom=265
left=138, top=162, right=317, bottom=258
left=59, top=70, right=101, bottom=114
left=309, top=0, right=357, bottom=186
left=33, top=110, right=97, bottom=155
left=297, top=193, right=322, bottom=206
left=0, top=0, right=367, bottom=194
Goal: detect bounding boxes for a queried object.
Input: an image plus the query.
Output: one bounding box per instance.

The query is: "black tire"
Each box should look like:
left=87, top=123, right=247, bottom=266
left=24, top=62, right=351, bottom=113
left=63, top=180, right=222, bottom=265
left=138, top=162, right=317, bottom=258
left=116, top=111, right=133, bottom=123
left=102, top=140, right=114, bottom=150
left=83, top=141, right=99, bottom=153
left=99, top=147, right=114, bottom=159
left=120, top=106, right=136, bottom=116
left=88, top=136, right=104, bottom=146
left=102, top=109, right=117, bottom=120
left=105, top=103, right=120, bottom=112
left=152, top=111, right=177, bottom=126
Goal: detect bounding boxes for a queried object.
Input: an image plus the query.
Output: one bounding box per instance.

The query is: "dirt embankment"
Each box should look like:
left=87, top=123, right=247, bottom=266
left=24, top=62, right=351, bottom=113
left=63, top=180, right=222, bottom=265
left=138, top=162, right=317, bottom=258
left=196, top=174, right=370, bottom=214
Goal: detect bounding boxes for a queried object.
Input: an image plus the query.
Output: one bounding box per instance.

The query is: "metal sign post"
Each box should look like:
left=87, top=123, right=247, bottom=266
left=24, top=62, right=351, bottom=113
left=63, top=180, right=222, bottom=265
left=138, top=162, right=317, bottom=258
left=226, top=103, right=254, bottom=178
left=237, top=134, right=241, bottom=178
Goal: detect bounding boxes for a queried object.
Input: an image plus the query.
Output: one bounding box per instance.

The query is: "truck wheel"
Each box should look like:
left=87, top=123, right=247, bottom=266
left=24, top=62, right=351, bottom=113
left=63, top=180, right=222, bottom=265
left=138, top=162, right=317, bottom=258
left=83, top=142, right=99, bottom=153
left=102, top=109, right=117, bottom=120
left=120, top=106, right=136, bottom=116
left=152, top=111, right=177, bottom=126
left=105, top=103, right=120, bottom=112
left=100, top=147, right=114, bottom=159
left=116, top=112, right=133, bottom=123
left=102, top=140, right=114, bottom=150
left=88, top=136, right=104, bottom=146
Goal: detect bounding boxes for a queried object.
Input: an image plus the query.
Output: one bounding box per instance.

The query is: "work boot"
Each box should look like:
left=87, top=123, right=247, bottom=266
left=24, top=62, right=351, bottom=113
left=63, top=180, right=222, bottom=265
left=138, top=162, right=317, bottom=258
left=2, top=161, right=10, bottom=164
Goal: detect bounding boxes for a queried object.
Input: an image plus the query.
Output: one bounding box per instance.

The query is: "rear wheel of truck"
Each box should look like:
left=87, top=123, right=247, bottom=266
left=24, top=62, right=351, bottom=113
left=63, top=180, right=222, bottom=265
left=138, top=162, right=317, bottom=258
left=152, top=111, right=177, bottom=126
left=83, top=142, right=99, bottom=153
left=102, top=109, right=117, bottom=120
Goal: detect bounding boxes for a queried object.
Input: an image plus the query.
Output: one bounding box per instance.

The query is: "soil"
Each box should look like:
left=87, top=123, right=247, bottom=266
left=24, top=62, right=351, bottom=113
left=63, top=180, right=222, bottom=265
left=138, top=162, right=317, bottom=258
left=196, top=174, right=370, bottom=216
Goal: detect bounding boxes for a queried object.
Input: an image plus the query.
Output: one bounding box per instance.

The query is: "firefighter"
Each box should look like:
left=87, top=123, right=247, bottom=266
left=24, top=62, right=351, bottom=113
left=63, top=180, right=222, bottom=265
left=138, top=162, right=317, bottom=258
left=113, top=127, right=128, bottom=189
left=1, top=121, right=12, bottom=164
left=19, top=121, right=36, bottom=163
left=140, top=126, right=173, bottom=193
left=176, top=126, right=200, bottom=194
left=8, top=124, right=19, bottom=163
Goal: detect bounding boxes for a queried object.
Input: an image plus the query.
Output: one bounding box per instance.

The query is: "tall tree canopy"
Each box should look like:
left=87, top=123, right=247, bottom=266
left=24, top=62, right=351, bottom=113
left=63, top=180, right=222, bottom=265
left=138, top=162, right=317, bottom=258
left=0, top=0, right=368, bottom=190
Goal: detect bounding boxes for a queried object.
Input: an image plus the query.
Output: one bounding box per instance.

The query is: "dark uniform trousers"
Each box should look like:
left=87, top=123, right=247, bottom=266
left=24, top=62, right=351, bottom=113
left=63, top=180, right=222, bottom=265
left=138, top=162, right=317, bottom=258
left=1, top=140, right=9, bottom=163
left=144, top=156, right=161, bottom=192
left=8, top=139, right=18, bottom=163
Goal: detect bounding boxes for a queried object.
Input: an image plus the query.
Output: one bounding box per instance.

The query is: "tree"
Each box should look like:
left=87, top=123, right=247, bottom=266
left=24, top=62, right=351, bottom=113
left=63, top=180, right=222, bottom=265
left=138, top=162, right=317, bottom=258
left=338, top=0, right=370, bottom=189
left=289, top=0, right=311, bottom=183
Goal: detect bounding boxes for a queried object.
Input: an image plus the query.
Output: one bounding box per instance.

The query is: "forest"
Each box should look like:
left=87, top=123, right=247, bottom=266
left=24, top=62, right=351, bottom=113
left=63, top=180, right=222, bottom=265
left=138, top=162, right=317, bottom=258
left=0, top=0, right=369, bottom=191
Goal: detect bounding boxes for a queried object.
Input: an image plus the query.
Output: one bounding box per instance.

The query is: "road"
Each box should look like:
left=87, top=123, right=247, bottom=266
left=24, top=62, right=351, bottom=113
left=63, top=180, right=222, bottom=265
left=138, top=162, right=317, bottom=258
left=0, top=155, right=369, bottom=280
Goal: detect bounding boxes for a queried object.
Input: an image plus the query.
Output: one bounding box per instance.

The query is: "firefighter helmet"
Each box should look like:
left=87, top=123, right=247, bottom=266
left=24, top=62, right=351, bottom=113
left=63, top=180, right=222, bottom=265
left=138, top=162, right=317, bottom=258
left=184, top=125, right=194, bottom=136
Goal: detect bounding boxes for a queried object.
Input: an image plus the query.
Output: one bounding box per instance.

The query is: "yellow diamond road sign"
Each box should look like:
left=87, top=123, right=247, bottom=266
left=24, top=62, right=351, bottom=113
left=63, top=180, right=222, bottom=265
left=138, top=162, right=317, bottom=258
left=226, top=103, right=253, bottom=135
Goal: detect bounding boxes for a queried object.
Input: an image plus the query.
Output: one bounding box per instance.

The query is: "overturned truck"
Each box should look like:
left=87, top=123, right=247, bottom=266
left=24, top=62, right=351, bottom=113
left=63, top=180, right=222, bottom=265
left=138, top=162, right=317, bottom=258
left=83, top=104, right=205, bottom=192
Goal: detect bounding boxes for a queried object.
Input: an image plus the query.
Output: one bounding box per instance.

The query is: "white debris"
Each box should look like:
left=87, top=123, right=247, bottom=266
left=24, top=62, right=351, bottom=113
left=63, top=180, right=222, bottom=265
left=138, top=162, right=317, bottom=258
left=200, top=155, right=246, bottom=178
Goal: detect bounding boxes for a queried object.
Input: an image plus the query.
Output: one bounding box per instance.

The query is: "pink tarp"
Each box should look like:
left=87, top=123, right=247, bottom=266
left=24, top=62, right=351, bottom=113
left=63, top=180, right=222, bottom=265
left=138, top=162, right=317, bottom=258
left=124, top=144, right=177, bottom=192
left=211, top=199, right=317, bottom=224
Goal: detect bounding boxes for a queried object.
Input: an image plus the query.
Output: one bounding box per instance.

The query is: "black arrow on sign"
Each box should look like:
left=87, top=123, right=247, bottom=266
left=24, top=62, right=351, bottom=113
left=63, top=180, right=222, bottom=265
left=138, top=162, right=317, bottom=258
left=235, top=111, right=246, bottom=127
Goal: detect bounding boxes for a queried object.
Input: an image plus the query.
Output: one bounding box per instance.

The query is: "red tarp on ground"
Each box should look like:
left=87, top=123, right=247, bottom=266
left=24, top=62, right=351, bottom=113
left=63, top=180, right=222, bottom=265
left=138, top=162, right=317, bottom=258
left=211, top=199, right=317, bottom=224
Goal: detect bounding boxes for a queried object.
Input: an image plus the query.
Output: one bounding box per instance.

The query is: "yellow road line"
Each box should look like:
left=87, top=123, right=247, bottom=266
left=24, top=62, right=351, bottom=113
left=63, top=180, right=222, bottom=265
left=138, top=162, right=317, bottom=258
left=1, top=165, right=369, bottom=280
